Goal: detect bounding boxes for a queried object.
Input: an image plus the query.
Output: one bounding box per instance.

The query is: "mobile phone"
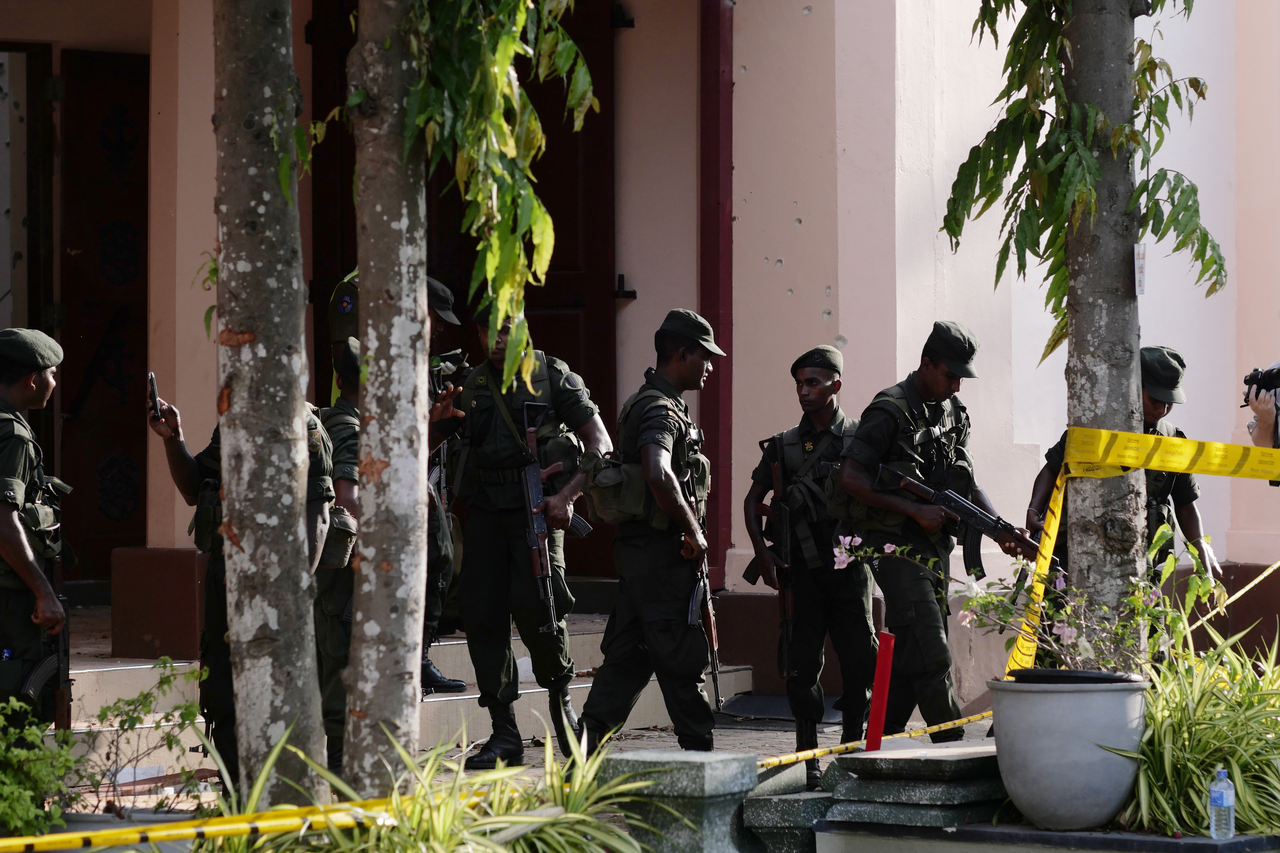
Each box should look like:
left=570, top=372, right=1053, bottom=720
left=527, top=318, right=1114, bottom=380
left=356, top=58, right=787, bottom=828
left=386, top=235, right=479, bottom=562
left=147, top=372, right=160, bottom=419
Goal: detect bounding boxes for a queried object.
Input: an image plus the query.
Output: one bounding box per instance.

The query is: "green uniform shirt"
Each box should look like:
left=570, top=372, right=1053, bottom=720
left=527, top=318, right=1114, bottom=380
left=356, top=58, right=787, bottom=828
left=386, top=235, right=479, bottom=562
left=455, top=355, right=598, bottom=511
left=0, top=402, right=45, bottom=589
left=624, top=370, right=688, bottom=458
left=751, top=406, right=851, bottom=489
left=324, top=397, right=361, bottom=484
left=194, top=412, right=336, bottom=556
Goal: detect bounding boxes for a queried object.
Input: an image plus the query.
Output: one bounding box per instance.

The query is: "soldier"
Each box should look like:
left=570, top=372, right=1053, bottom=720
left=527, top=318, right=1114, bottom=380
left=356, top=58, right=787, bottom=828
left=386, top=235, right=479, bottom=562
left=434, top=306, right=612, bottom=769
left=1027, top=345, right=1220, bottom=575
left=149, top=391, right=334, bottom=787
left=580, top=309, right=723, bottom=754
left=834, top=321, right=1029, bottom=741
left=743, top=345, right=876, bottom=788
left=0, top=330, right=67, bottom=726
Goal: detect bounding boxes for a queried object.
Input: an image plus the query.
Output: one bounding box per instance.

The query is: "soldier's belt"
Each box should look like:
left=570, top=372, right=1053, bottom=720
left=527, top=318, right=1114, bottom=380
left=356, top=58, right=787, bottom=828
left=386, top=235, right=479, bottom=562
left=1006, top=426, right=1280, bottom=673
left=476, top=467, right=525, bottom=485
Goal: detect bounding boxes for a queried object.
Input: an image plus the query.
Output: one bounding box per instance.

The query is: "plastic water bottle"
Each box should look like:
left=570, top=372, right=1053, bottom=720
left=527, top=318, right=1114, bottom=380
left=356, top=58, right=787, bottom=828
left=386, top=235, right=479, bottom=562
left=1209, top=768, right=1235, bottom=840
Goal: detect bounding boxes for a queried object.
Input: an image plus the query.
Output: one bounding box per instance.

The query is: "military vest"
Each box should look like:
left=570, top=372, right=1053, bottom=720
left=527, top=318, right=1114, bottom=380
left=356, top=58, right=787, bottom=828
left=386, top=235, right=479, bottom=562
left=834, top=378, right=972, bottom=540
left=0, top=411, right=71, bottom=589
left=589, top=375, right=710, bottom=531
left=764, top=419, right=847, bottom=570
left=448, top=351, right=583, bottom=505
left=316, top=405, right=360, bottom=572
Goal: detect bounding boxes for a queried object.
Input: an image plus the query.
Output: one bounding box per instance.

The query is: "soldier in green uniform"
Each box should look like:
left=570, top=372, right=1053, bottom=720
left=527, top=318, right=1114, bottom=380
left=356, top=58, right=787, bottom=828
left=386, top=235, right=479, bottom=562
left=1026, top=345, right=1220, bottom=576
left=580, top=309, right=723, bottom=754
left=434, top=306, right=612, bottom=769
left=149, top=392, right=335, bottom=787
left=835, top=322, right=1031, bottom=741
left=743, top=346, right=876, bottom=787
left=0, top=330, right=67, bottom=726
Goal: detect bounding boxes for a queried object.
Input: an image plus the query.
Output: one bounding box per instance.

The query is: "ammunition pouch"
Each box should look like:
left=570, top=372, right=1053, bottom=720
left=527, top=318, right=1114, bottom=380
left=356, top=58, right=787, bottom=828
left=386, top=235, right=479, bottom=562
left=586, top=455, right=649, bottom=525
left=188, top=478, right=223, bottom=553
left=317, top=504, right=359, bottom=571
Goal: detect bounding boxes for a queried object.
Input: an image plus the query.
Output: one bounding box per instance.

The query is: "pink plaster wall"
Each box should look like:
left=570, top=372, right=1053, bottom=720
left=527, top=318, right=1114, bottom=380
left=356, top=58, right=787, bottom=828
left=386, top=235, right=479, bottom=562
left=1229, top=0, right=1280, bottom=563
left=0, top=0, right=152, bottom=55
left=613, top=0, right=700, bottom=415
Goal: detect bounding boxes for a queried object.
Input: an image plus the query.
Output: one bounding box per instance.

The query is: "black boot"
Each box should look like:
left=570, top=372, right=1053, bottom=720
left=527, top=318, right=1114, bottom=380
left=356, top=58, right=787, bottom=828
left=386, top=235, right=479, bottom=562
left=842, top=710, right=866, bottom=750
left=549, top=688, right=581, bottom=758
left=465, top=705, right=525, bottom=770
left=422, top=657, right=466, bottom=696
left=797, top=719, right=821, bottom=790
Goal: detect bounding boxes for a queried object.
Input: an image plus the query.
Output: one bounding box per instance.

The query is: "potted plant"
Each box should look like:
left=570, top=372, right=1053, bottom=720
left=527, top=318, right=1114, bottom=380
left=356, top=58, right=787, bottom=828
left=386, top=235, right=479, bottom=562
left=957, top=527, right=1223, bottom=831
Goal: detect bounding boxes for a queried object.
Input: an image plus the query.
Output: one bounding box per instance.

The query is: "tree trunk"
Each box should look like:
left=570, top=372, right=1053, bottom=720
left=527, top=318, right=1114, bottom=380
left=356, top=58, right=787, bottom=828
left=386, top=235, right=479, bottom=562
left=1063, top=1, right=1147, bottom=609
left=212, top=0, right=328, bottom=805
left=343, top=0, right=430, bottom=797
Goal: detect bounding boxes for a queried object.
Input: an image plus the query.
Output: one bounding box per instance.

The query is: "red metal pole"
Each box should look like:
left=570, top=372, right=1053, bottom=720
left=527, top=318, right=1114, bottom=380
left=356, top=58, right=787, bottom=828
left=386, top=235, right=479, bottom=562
left=865, top=630, right=895, bottom=752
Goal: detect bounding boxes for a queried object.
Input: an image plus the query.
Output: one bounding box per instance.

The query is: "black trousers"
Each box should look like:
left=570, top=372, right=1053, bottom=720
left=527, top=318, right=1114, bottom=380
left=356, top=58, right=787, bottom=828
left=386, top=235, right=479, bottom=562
left=201, top=557, right=240, bottom=786
left=785, top=562, right=877, bottom=736
left=581, top=528, right=714, bottom=750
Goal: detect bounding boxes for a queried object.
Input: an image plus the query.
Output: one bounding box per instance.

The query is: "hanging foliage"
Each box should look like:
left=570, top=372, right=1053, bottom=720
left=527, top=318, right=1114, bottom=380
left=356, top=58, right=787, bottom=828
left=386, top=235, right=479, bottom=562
left=942, top=0, right=1226, bottom=362
left=400, top=0, right=598, bottom=388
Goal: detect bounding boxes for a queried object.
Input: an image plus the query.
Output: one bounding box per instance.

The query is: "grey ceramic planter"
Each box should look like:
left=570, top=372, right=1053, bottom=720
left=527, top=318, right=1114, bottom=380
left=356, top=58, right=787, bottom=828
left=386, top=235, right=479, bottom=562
left=988, top=677, right=1148, bottom=830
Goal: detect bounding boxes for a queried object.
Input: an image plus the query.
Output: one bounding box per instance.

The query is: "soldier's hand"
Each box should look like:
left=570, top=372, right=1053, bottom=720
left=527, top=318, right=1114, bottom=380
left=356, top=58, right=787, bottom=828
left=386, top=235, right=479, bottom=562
left=430, top=383, right=466, bottom=425
left=148, top=397, right=182, bottom=441
left=682, top=531, right=709, bottom=563
left=911, top=505, right=951, bottom=534
left=1025, top=507, right=1045, bottom=535
left=536, top=492, right=575, bottom=530
left=756, top=549, right=785, bottom=590
left=996, top=529, right=1038, bottom=561
left=32, top=593, right=65, bottom=635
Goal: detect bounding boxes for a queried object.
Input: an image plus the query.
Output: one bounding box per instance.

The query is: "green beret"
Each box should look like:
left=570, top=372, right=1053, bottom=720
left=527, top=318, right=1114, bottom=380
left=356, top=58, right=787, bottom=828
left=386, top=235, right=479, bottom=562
left=1141, top=345, right=1186, bottom=404
left=658, top=309, right=726, bottom=356
left=791, top=345, right=842, bottom=378
left=925, top=320, right=979, bottom=379
left=0, top=328, right=62, bottom=371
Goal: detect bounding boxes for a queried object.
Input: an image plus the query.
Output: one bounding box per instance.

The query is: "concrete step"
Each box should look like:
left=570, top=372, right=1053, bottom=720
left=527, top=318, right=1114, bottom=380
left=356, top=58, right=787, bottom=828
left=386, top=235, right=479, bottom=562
left=63, top=711, right=217, bottom=787
left=427, top=628, right=607, bottom=687
left=421, top=664, right=755, bottom=748
left=70, top=660, right=202, bottom=722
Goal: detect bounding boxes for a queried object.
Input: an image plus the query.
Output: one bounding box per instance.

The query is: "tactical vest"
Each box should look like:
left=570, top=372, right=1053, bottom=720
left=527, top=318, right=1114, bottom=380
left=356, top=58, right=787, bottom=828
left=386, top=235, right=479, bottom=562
left=0, top=412, right=71, bottom=589
left=1144, top=420, right=1183, bottom=561
left=588, top=382, right=710, bottom=531
left=829, top=380, right=972, bottom=540
left=447, top=351, right=584, bottom=505
left=765, top=423, right=843, bottom=570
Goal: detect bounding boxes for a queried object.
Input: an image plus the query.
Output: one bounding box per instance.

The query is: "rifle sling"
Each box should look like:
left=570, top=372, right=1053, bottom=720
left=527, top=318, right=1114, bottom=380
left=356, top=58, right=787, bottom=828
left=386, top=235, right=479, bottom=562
left=486, top=361, right=540, bottom=463
left=786, top=431, right=837, bottom=571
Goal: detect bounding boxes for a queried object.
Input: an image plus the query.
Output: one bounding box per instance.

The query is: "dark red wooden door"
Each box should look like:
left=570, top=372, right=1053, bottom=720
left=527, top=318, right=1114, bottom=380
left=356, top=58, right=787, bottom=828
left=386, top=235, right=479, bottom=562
left=58, top=50, right=150, bottom=584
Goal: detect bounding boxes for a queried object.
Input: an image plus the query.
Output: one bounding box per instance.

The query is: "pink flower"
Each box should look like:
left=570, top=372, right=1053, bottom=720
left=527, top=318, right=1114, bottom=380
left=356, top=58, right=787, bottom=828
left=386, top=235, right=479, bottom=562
left=852, top=536, right=863, bottom=547
left=958, top=610, right=976, bottom=628
left=1053, top=575, right=1066, bottom=592
left=1052, top=622, right=1078, bottom=645
left=833, top=553, right=850, bottom=570
left=838, top=536, right=853, bottom=550
left=883, top=544, right=896, bottom=554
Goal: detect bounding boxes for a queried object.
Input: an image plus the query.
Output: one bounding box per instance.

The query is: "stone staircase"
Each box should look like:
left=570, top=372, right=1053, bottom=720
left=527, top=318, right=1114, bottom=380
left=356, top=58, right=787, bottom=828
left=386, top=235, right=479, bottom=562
left=62, top=620, right=753, bottom=776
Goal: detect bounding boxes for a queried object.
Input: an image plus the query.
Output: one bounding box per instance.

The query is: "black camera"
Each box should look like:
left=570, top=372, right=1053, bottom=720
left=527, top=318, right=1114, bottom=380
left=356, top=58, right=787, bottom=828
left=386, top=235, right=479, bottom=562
left=1242, top=366, right=1280, bottom=408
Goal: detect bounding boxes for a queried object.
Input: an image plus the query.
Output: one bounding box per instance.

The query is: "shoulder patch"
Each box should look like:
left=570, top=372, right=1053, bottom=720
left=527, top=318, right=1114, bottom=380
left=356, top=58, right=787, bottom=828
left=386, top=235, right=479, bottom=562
left=308, top=429, right=323, bottom=453
left=563, top=372, right=584, bottom=391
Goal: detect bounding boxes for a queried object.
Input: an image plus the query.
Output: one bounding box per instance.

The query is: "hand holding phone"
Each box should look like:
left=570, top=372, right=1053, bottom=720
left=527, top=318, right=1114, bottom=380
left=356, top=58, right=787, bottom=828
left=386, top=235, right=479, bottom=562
left=148, top=372, right=160, bottom=419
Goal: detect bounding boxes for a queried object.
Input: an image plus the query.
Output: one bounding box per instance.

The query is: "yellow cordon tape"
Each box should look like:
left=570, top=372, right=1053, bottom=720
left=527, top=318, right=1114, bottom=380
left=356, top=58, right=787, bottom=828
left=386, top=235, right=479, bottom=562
left=762, top=427, right=1280, bottom=771
left=0, top=799, right=397, bottom=853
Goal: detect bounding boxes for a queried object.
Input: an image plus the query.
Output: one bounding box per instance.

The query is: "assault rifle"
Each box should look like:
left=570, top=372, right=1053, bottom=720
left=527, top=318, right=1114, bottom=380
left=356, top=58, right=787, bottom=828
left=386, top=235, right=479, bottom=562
left=688, top=553, right=724, bottom=711
left=22, top=594, right=71, bottom=730
left=879, top=467, right=1039, bottom=580
left=743, top=436, right=796, bottom=679
left=522, top=403, right=592, bottom=635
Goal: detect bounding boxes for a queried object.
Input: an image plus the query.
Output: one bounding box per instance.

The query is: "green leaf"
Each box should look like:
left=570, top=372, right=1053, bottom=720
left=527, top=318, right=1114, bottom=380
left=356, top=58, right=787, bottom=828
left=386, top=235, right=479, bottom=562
left=277, top=152, right=292, bottom=207
left=203, top=305, right=216, bottom=340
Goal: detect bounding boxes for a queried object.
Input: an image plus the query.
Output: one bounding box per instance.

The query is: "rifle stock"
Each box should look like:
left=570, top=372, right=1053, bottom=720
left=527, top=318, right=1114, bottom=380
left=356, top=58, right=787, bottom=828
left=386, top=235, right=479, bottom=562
left=759, top=437, right=796, bottom=679
left=690, top=555, right=724, bottom=711
left=523, top=404, right=559, bottom=635
left=21, top=595, right=71, bottom=729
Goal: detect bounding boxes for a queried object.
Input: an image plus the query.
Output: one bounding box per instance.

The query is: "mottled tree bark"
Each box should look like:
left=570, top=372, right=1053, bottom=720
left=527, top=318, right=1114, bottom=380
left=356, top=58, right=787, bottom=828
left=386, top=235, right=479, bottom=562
left=343, top=0, right=430, bottom=796
left=212, top=0, right=328, bottom=805
left=1063, top=0, right=1147, bottom=610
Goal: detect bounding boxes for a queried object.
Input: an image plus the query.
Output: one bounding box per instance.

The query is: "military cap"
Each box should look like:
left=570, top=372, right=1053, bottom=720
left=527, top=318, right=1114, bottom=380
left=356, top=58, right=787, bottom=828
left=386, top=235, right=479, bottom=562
left=329, top=276, right=359, bottom=342
left=791, top=345, right=842, bottom=378
left=925, top=320, right=979, bottom=379
left=1141, top=345, right=1187, bottom=404
left=335, top=336, right=361, bottom=383
left=428, top=277, right=460, bottom=326
left=0, top=328, right=62, bottom=371
left=659, top=309, right=726, bottom=357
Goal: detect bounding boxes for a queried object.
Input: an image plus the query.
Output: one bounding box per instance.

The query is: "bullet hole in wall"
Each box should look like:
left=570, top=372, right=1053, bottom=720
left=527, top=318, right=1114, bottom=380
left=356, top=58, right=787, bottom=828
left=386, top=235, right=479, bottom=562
left=787, top=289, right=794, bottom=296
left=764, top=257, right=769, bottom=263
left=775, top=259, right=783, bottom=268
left=822, top=308, right=832, bottom=321
left=795, top=218, right=802, bottom=226
left=834, top=335, right=848, bottom=349
left=740, top=65, right=748, bottom=74
left=803, top=5, right=813, bottom=15
left=825, top=286, right=832, bottom=296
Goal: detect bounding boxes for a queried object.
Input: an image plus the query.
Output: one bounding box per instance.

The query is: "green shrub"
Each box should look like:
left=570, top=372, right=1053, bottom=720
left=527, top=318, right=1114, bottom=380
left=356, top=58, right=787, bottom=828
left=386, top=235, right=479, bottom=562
left=0, top=698, right=81, bottom=837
